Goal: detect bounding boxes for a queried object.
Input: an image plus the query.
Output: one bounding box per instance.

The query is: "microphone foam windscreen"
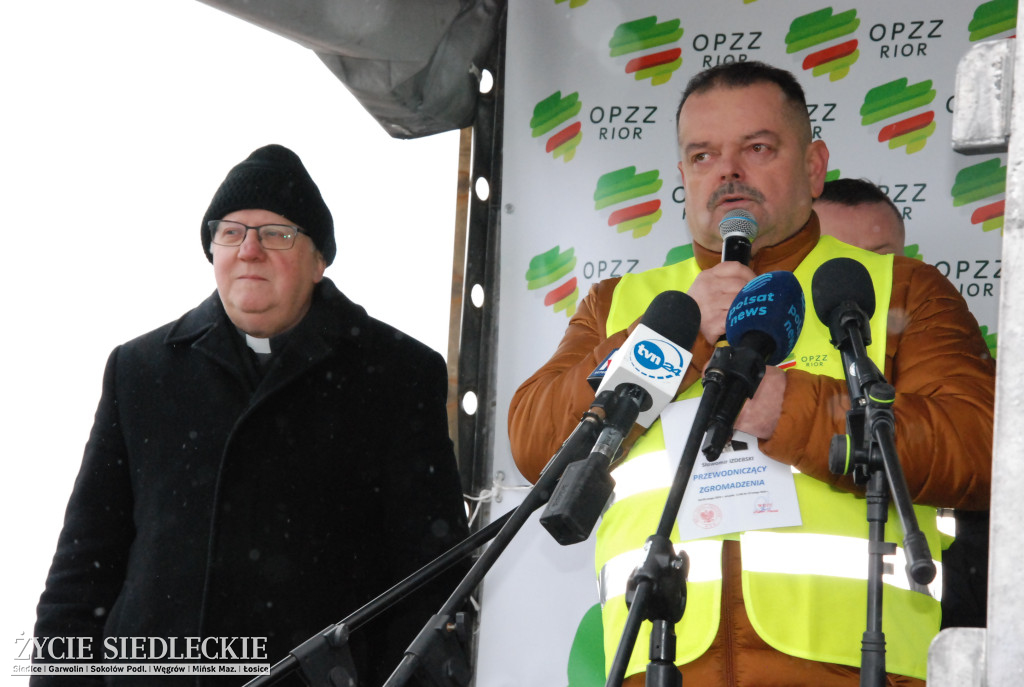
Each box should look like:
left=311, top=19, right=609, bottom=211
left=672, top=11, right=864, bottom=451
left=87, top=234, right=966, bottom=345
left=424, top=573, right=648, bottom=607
left=719, top=208, right=759, bottom=240
left=725, top=270, right=805, bottom=366
left=811, top=257, right=876, bottom=325
left=639, top=290, right=701, bottom=351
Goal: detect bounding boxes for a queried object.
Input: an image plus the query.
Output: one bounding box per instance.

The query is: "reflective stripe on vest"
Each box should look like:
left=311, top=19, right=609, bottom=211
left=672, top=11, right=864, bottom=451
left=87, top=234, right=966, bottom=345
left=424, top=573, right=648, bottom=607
left=741, top=531, right=941, bottom=596
left=605, top=460, right=942, bottom=593
left=600, top=540, right=724, bottom=606
left=606, top=454, right=941, bottom=592
left=595, top=236, right=940, bottom=680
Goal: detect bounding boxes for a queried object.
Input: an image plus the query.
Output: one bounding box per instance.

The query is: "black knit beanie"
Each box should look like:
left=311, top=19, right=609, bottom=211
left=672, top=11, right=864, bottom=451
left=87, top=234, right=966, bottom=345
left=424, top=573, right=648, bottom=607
left=201, top=144, right=336, bottom=265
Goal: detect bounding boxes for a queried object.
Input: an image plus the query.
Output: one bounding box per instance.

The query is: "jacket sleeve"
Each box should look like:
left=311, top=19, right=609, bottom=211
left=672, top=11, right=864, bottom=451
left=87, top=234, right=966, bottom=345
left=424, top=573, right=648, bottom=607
left=32, top=348, right=134, bottom=685
left=762, top=260, right=995, bottom=510
left=507, top=279, right=627, bottom=484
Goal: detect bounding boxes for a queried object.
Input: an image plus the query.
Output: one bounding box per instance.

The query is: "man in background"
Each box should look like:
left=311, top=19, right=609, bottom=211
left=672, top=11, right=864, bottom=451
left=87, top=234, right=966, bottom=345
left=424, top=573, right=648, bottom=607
left=814, top=177, right=905, bottom=255
left=32, top=144, right=469, bottom=685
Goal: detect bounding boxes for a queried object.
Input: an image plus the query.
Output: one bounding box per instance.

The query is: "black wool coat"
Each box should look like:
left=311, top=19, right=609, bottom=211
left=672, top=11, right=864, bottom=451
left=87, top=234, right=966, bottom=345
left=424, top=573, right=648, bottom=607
left=33, top=278, right=469, bottom=686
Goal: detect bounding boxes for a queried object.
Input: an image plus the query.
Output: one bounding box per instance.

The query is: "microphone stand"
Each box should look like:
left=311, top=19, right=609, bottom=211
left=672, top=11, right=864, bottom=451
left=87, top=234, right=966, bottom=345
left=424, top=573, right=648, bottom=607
left=541, top=383, right=657, bottom=545
left=825, top=308, right=935, bottom=687
left=243, top=508, right=515, bottom=687
left=382, top=387, right=645, bottom=687
left=245, top=391, right=623, bottom=687
left=605, top=352, right=733, bottom=687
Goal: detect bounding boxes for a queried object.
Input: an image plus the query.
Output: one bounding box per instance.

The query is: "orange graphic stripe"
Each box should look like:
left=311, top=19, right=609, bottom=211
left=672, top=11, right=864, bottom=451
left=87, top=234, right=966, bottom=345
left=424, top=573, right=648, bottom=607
left=546, top=121, right=582, bottom=153
left=877, top=111, right=934, bottom=142
left=625, top=48, right=683, bottom=74
left=802, top=39, right=858, bottom=70
left=971, top=200, right=1005, bottom=224
left=608, top=199, right=662, bottom=226
left=544, top=277, right=578, bottom=306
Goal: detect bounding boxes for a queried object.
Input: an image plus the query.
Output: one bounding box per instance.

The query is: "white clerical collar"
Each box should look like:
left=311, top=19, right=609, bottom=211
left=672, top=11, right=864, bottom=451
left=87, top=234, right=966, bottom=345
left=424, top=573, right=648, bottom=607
left=245, top=334, right=271, bottom=355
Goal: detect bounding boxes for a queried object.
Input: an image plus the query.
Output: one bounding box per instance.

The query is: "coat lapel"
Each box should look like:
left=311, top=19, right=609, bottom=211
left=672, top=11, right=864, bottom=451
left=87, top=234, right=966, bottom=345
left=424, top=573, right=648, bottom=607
left=160, top=280, right=369, bottom=407
left=252, top=279, right=369, bottom=404
left=163, top=291, right=255, bottom=390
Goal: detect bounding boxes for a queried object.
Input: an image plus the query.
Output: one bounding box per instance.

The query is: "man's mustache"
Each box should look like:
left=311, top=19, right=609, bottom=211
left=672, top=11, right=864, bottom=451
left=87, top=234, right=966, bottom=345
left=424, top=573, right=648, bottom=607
left=707, top=182, right=765, bottom=210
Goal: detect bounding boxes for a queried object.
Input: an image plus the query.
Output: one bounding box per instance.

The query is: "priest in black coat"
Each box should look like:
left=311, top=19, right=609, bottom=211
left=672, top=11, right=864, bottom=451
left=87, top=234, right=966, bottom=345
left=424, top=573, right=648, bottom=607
left=32, top=144, right=469, bottom=686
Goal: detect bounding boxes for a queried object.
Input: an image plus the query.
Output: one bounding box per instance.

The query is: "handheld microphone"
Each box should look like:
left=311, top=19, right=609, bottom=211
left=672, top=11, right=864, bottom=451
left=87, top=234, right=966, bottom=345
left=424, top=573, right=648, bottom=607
left=701, top=271, right=805, bottom=461
left=720, top=209, right=759, bottom=265
left=541, top=290, right=701, bottom=545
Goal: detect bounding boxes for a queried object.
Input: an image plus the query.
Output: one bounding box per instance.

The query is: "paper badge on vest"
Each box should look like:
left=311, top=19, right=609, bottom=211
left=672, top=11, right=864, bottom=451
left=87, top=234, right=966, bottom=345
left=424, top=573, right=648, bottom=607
left=661, top=398, right=802, bottom=540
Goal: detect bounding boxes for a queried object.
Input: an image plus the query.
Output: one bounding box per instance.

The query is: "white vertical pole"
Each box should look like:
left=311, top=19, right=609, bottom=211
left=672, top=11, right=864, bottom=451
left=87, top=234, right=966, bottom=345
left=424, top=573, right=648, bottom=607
left=986, top=2, right=1024, bottom=683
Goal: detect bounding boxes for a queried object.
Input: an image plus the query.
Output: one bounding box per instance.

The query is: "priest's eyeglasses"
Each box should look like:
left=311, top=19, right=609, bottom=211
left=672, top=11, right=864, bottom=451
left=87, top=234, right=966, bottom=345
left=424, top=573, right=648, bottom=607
left=208, top=220, right=307, bottom=250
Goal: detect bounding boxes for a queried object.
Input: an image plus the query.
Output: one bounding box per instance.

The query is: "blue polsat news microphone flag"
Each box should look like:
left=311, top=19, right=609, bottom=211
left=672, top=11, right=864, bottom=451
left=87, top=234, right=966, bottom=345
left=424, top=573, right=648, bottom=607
left=725, top=270, right=805, bottom=365
left=701, top=271, right=805, bottom=463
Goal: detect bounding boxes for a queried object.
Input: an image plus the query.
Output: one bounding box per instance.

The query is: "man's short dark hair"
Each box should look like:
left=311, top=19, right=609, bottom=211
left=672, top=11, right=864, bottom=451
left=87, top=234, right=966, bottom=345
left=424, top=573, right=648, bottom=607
left=675, top=61, right=811, bottom=141
left=817, top=177, right=904, bottom=229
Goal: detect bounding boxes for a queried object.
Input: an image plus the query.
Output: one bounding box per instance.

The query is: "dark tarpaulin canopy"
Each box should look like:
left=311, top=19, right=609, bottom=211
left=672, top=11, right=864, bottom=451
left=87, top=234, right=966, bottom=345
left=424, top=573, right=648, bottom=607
left=197, top=0, right=503, bottom=139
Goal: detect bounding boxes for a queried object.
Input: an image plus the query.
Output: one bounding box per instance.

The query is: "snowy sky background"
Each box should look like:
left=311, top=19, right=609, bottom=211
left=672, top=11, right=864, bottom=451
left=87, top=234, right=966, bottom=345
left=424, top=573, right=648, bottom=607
left=2, top=1, right=461, bottom=663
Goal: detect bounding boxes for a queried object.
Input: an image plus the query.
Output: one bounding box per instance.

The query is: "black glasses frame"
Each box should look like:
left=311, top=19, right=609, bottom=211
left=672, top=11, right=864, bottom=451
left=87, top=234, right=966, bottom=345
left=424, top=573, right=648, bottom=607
left=207, top=220, right=308, bottom=250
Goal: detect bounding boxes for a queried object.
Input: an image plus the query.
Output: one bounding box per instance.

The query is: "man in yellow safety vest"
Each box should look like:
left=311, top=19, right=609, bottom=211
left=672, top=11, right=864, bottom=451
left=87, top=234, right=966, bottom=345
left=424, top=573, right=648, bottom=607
left=508, top=61, right=994, bottom=687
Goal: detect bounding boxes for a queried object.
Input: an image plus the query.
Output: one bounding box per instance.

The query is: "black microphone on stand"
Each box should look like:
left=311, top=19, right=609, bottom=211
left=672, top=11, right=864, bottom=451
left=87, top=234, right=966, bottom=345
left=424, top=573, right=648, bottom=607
left=811, top=256, right=935, bottom=585
left=541, top=290, right=701, bottom=545
left=811, top=256, right=875, bottom=406
left=811, top=257, right=890, bottom=482
left=701, top=270, right=805, bottom=462
left=720, top=208, right=759, bottom=264
left=811, top=257, right=935, bottom=686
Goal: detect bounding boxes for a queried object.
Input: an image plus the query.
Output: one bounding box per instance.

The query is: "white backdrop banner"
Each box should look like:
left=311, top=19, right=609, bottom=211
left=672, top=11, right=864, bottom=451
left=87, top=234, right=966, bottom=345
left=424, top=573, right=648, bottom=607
left=476, top=1, right=1011, bottom=685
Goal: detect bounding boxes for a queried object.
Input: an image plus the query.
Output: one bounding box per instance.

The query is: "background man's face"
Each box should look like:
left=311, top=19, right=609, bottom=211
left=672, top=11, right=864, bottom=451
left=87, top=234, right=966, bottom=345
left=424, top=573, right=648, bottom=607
left=815, top=200, right=906, bottom=255
left=212, top=208, right=326, bottom=337
left=676, top=81, right=828, bottom=254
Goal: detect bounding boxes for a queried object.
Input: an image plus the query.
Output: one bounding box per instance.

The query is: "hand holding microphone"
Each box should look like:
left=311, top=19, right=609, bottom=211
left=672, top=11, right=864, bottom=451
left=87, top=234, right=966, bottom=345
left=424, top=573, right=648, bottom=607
left=720, top=208, right=758, bottom=265
left=689, top=210, right=762, bottom=345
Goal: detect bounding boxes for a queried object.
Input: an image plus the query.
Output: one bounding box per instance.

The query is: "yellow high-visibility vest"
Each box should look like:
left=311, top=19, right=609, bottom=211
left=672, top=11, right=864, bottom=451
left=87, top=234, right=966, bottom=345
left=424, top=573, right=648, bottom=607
left=596, top=236, right=941, bottom=680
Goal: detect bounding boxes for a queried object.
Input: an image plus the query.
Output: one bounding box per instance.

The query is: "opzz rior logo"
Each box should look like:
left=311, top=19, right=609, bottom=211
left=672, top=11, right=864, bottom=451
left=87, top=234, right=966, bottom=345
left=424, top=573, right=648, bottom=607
left=608, top=16, right=684, bottom=86
left=594, top=166, right=663, bottom=238
left=530, top=91, right=583, bottom=162
left=968, top=0, right=1017, bottom=41
left=951, top=158, right=1006, bottom=233
left=525, top=245, right=579, bottom=316
left=785, top=7, right=861, bottom=81
left=860, top=77, right=936, bottom=154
